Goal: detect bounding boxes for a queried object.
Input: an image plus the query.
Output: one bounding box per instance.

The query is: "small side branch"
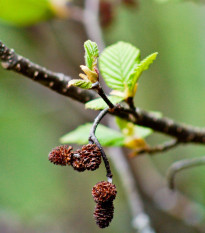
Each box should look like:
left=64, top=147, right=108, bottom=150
left=137, top=140, right=179, bottom=156
left=89, top=108, right=113, bottom=181
left=92, top=82, right=115, bottom=109
left=167, top=156, right=205, bottom=190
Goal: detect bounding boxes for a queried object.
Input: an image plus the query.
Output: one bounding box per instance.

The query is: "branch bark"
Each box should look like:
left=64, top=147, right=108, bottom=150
left=1, top=41, right=205, bottom=145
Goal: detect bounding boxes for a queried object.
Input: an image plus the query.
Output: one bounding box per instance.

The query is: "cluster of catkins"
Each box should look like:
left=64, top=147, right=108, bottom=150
left=48, top=144, right=117, bottom=228
left=48, top=144, right=101, bottom=171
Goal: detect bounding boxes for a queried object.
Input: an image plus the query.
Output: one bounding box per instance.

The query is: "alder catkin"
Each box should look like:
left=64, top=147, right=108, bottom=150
left=80, top=144, right=102, bottom=171
left=48, top=145, right=73, bottom=166
left=71, top=144, right=102, bottom=172
left=94, top=201, right=114, bottom=228
left=92, top=181, right=117, bottom=203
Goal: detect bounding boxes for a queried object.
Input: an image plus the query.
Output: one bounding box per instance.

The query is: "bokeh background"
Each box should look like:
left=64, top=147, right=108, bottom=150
left=0, top=0, right=205, bottom=232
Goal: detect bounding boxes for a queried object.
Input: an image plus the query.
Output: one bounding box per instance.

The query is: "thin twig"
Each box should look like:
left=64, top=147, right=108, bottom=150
left=1, top=41, right=205, bottom=144
left=89, top=108, right=113, bottom=181
left=92, top=82, right=115, bottom=109
left=137, top=140, right=179, bottom=156
left=167, top=157, right=205, bottom=190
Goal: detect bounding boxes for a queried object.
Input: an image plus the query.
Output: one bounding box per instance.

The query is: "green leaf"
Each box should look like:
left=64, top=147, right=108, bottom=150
left=60, top=123, right=125, bottom=147
left=0, top=0, right=54, bottom=26
left=85, top=96, right=124, bottom=110
left=116, top=117, right=152, bottom=138
left=68, top=79, right=92, bottom=89
left=84, top=40, right=99, bottom=70
left=99, top=41, right=140, bottom=91
left=127, top=52, right=158, bottom=90
left=134, top=125, right=153, bottom=139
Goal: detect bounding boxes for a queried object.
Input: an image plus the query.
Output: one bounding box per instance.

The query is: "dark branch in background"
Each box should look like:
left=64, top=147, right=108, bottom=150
left=137, top=140, right=179, bottom=156
left=1, top=41, right=205, bottom=145
left=109, top=147, right=156, bottom=233
left=89, top=108, right=113, bottom=181
left=167, top=157, right=205, bottom=190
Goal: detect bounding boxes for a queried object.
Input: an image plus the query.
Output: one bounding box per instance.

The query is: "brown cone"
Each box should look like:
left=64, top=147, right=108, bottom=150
left=80, top=144, right=101, bottom=171
left=92, top=181, right=117, bottom=203
left=48, top=145, right=73, bottom=166
left=71, top=144, right=101, bottom=172
left=71, top=155, right=86, bottom=172
left=94, top=201, right=114, bottom=228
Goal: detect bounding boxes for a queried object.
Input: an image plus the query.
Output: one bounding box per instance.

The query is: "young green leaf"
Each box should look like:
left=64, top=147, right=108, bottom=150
left=127, top=52, right=158, bottom=90
left=116, top=117, right=153, bottom=138
left=99, top=41, right=140, bottom=91
left=85, top=96, right=124, bottom=110
left=68, top=79, right=93, bottom=89
left=60, top=123, right=125, bottom=147
left=0, top=0, right=54, bottom=26
left=84, top=40, right=99, bottom=71
left=134, top=125, right=153, bottom=139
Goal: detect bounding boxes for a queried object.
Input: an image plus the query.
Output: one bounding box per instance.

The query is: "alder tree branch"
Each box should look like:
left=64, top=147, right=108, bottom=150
left=1, top=41, right=205, bottom=145
left=89, top=107, right=113, bottom=181
left=136, top=140, right=180, bottom=156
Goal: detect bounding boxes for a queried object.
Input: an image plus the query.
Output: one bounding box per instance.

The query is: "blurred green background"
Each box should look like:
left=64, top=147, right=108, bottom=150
left=0, top=0, right=205, bottom=232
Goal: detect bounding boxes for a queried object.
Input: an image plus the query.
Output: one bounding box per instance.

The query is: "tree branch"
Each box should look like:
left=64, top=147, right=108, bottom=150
left=89, top=108, right=113, bottom=181
left=136, top=140, right=179, bottom=156
left=167, top=157, right=205, bottom=190
left=1, top=41, right=205, bottom=145
left=0, top=41, right=95, bottom=103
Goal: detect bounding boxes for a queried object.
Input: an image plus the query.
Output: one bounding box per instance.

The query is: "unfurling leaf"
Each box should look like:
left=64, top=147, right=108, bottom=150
left=84, top=40, right=99, bottom=71
left=68, top=79, right=92, bottom=89
left=60, top=123, right=125, bottom=147
left=79, top=65, right=98, bottom=83
left=127, top=52, right=158, bottom=93
left=124, top=137, right=148, bottom=149
left=116, top=117, right=152, bottom=150
left=99, top=41, right=158, bottom=98
left=99, top=41, right=140, bottom=92
left=85, top=96, right=124, bottom=110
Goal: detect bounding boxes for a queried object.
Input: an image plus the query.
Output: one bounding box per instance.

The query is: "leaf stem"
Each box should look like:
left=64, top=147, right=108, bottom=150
left=89, top=108, right=113, bottom=181
left=92, top=82, right=115, bottom=109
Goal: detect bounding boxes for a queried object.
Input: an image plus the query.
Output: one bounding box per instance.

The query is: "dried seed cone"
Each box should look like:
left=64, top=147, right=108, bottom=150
left=71, top=156, right=86, bottom=172
left=71, top=144, right=101, bottom=172
left=92, top=181, right=117, bottom=203
left=94, top=201, right=114, bottom=228
left=80, top=144, right=102, bottom=171
left=48, top=145, right=73, bottom=166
